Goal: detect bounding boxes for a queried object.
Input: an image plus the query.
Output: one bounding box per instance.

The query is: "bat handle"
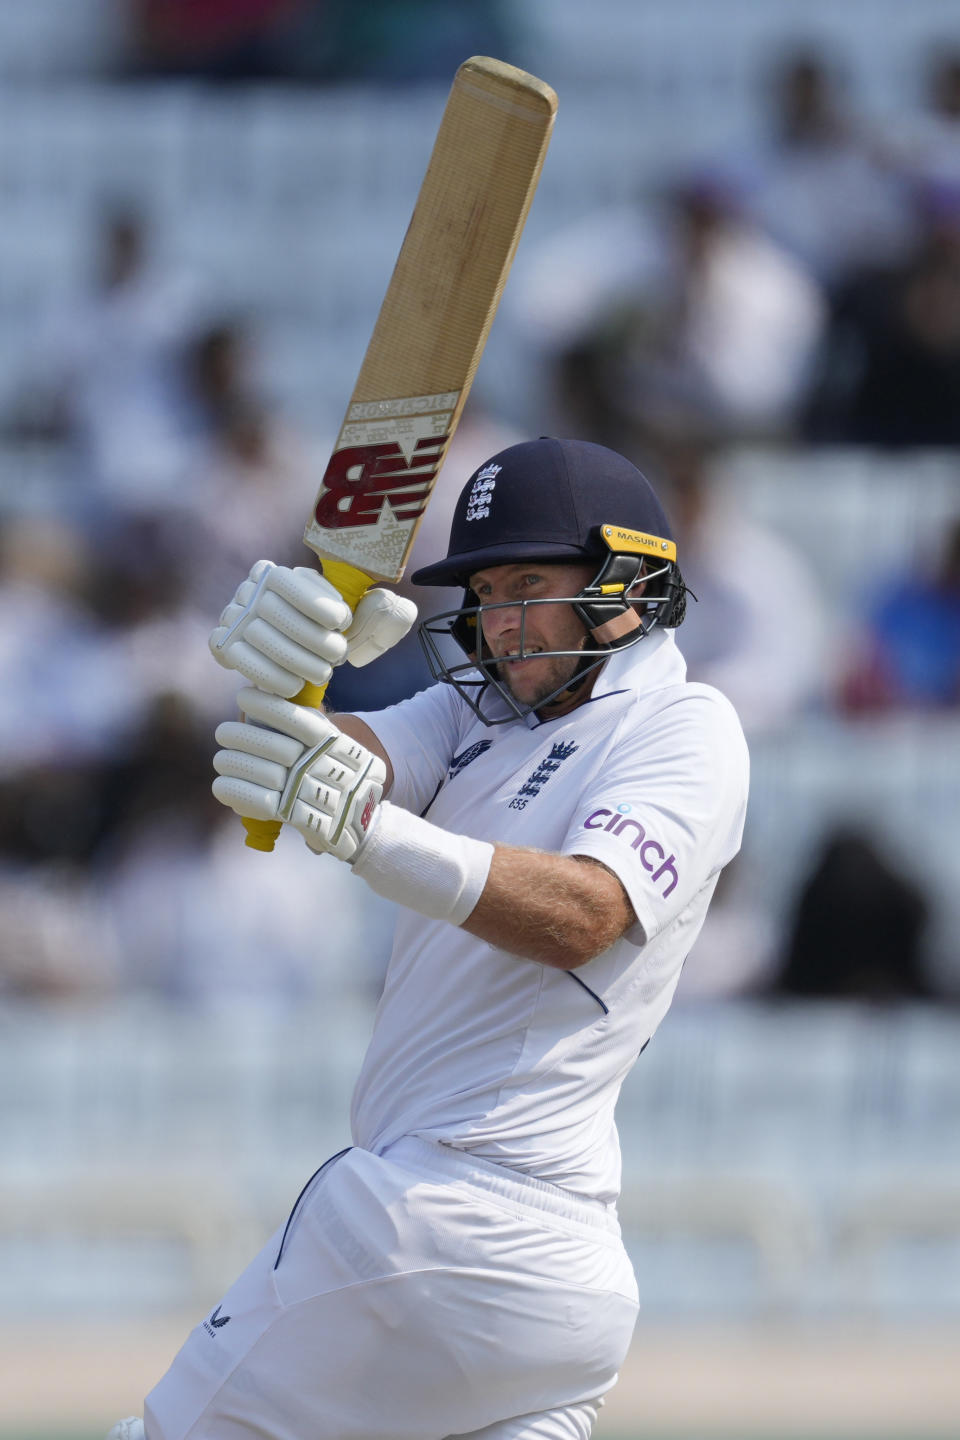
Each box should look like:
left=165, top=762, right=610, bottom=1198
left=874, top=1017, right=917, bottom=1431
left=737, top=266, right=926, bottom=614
left=241, top=560, right=375, bottom=852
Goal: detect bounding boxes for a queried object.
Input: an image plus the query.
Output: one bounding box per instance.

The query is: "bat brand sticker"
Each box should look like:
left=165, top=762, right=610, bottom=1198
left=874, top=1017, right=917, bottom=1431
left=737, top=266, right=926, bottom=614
left=583, top=807, right=679, bottom=896
left=303, top=393, right=461, bottom=578
left=315, top=436, right=448, bottom=530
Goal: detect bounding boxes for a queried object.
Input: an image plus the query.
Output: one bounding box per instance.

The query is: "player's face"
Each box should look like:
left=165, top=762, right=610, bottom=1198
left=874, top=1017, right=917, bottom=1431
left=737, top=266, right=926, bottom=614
left=469, top=562, right=595, bottom=710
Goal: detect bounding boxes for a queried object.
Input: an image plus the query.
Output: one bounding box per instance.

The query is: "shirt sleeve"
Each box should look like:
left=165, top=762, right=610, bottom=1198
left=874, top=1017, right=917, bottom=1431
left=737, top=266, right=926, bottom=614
left=562, top=685, right=749, bottom=946
left=350, top=683, right=466, bottom=816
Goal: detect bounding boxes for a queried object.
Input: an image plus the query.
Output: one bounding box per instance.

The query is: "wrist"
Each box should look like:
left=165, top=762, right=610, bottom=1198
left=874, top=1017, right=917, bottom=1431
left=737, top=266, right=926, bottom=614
left=352, top=802, right=493, bottom=926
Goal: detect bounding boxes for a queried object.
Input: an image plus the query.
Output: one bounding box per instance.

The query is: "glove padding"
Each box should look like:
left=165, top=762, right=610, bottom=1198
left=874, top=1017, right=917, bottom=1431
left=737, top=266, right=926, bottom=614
left=209, top=559, right=417, bottom=698
left=344, top=586, right=419, bottom=667
left=212, top=688, right=386, bottom=861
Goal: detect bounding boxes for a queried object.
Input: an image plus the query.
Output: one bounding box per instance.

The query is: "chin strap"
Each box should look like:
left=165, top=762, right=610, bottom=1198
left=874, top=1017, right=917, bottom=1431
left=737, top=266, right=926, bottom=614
left=590, top=609, right=642, bottom=645
left=573, top=554, right=645, bottom=644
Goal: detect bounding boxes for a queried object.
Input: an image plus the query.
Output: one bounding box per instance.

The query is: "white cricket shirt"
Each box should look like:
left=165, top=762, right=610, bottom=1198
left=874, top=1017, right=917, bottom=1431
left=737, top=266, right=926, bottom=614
left=349, top=628, right=749, bottom=1205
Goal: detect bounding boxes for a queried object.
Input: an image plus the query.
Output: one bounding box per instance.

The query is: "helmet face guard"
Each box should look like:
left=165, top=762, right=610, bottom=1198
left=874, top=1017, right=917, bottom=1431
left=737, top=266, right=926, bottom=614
left=410, top=438, right=686, bottom=725
left=418, top=524, right=686, bottom=725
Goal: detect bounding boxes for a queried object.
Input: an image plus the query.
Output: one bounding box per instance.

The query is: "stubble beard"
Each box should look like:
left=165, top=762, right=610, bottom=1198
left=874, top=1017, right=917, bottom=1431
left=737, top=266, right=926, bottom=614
left=495, top=647, right=586, bottom=710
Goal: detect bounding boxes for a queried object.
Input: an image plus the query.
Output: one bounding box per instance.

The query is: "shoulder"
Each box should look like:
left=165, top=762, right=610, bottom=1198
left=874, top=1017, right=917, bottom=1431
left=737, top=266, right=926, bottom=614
left=350, top=679, right=478, bottom=770
left=670, top=679, right=748, bottom=735
left=624, top=676, right=746, bottom=740
left=611, top=679, right=750, bottom=790
left=354, top=678, right=465, bottom=730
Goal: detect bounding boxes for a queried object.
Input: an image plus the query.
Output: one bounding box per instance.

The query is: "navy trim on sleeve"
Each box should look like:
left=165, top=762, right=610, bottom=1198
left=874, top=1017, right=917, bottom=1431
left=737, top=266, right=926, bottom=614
left=566, top=970, right=609, bottom=1015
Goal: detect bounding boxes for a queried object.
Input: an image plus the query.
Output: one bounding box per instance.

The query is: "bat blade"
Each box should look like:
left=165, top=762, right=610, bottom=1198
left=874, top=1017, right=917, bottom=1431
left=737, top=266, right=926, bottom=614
left=305, top=56, right=557, bottom=585
left=243, top=56, right=557, bottom=850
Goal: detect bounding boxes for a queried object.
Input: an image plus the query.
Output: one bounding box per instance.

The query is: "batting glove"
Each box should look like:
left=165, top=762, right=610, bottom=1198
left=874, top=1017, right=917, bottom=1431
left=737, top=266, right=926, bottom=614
left=209, top=559, right=417, bottom=698
left=212, top=688, right=386, bottom=862
left=344, top=586, right=419, bottom=667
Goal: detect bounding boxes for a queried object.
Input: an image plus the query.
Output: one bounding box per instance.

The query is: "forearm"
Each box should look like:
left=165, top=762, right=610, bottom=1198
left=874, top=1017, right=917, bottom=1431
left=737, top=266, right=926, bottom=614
left=353, top=801, right=635, bottom=970
left=463, top=846, right=636, bottom=970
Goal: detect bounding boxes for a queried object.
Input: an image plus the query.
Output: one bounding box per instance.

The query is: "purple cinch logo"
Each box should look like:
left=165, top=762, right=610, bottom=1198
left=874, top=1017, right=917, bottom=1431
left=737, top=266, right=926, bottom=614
left=582, top=806, right=679, bottom=897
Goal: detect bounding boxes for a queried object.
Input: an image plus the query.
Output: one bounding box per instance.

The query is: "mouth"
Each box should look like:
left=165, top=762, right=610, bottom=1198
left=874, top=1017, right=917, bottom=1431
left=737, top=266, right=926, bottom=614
left=497, top=646, right=543, bottom=666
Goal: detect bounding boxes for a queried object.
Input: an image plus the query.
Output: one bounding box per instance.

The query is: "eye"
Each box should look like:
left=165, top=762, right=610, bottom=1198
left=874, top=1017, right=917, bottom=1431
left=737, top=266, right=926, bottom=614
left=520, top=573, right=543, bottom=589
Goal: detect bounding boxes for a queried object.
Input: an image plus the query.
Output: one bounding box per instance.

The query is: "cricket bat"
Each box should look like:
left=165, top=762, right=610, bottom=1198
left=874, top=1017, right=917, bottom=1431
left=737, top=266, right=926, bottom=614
left=242, top=55, right=557, bottom=850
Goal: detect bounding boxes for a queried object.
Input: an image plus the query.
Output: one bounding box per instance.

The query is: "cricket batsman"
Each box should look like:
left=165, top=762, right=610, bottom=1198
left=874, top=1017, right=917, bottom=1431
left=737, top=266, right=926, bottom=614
left=111, top=437, right=749, bottom=1440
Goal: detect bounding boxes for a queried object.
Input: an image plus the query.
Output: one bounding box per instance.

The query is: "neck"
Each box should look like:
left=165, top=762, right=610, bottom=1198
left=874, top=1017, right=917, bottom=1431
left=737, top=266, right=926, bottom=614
left=534, top=658, right=604, bottom=721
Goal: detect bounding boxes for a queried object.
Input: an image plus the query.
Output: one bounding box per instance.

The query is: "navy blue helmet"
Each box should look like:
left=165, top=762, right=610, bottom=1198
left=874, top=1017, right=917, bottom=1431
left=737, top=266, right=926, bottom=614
left=413, top=438, right=686, bottom=724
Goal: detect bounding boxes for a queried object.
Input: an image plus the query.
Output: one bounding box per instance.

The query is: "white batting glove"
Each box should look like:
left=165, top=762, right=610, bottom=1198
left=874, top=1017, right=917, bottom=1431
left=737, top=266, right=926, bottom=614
left=344, top=586, right=418, bottom=667
left=209, top=560, right=352, bottom=698
left=212, top=688, right=385, bottom=861
left=209, top=559, right=418, bottom=698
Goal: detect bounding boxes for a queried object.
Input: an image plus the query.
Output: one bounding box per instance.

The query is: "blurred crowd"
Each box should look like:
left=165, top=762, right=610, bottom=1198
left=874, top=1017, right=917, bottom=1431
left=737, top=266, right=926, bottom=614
left=524, top=47, right=960, bottom=447
left=1, top=16, right=959, bottom=1010
left=121, top=0, right=517, bottom=85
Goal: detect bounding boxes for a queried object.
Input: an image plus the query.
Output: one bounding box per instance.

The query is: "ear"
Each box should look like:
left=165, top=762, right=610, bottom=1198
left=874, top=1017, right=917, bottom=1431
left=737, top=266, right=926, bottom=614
left=451, top=589, right=484, bottom=659
left=574, top=554, right=645, bottom=645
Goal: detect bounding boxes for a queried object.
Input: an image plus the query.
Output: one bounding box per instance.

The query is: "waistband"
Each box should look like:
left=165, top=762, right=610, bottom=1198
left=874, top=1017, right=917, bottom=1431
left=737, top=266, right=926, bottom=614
left=380, top=1135, right=622, bottom=1238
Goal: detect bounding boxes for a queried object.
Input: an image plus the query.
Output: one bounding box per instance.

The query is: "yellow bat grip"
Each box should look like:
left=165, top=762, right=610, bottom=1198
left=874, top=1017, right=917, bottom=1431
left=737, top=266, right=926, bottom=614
left=241, top=560, right=375, bottom=852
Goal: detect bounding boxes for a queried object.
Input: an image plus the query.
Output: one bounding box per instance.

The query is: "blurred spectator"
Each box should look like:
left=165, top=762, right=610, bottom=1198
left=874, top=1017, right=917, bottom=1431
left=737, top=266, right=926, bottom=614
left=83, top=699, right=395, bottom=1007
left=187, top=321, right=259, bottom=442
left=10, top=204, right=202, bottom=506
left=651, top=439, right=828, bottom=736
left=741, top=47, right=914, bottom=287
left=0, top=689, right=214, bottom=866
left=771, top=826, right=933, bottom=1000
left=177, top=319, right=315, bottom=609
left=75, top=504, right=235, bottom=712
left=0, top=525, right=222, bottom=998
left=124, top=0, right=517, bottom=84
left=0, top=514, right=127, bottom=773
left=802, top=178, right=960, bottom=447
left=126, top=0, right=301, bottom=81
left=187, top=397, right=314, bottom=606
left=521, top=174, right=826, bottom=452
left=839, top=517, right=960, bottom=712
left=0, top=529, right=392, bottom=1008
left=0, top=682, right=394, bottom=1007
left=0, top=864, right=121, bottom=998
left=884, top=45, right=960, bottom=192
left=92, top=693, right=221, bottom=857
left=0, top=506, right=235, bottom=864
left=276, top=0, right=518, bottom=83
left=99, top=809, right=396, bottom=1007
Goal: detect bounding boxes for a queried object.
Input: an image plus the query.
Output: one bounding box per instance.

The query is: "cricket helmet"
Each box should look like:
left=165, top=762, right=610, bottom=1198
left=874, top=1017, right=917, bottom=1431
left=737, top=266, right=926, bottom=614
left=412, top=437, right=687, bottom=723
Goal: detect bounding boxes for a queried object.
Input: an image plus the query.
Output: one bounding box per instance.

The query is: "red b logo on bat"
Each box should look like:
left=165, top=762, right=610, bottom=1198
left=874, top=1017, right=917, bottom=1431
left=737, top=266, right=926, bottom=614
left=315, top=436, right=448, bottom=529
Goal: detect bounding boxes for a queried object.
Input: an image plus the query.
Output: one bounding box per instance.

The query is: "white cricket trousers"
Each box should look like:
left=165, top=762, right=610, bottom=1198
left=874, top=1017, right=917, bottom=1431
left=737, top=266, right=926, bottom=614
left=144, top=1136, right=639, bottom=1440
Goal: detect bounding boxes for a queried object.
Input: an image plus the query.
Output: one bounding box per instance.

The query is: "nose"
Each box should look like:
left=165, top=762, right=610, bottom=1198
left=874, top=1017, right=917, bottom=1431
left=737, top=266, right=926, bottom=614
left=481, top=598, right=522, bottom=649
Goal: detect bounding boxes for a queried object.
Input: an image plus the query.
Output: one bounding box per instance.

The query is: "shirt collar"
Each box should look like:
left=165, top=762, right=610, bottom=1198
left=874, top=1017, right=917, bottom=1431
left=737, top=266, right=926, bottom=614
left=588, top=626, right=687, bottom=701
